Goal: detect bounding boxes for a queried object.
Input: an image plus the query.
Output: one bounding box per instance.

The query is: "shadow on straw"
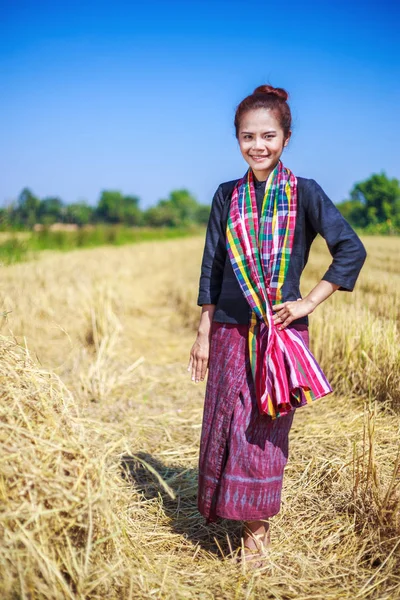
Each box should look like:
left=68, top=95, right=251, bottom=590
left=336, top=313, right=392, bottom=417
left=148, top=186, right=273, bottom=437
left=120, top=451, right=242, bottom=558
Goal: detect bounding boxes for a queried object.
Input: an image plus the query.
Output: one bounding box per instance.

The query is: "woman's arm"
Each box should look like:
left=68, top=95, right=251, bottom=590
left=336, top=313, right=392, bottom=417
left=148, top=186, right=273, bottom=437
left=272, top=280, right=340, bottom=329
left=273, top=179, right=367, bottom=330
left=197, top=185, right=227, bottom=306
left=188, top=304, right=216, bottom=382
left=304, top=178, right=367, bottom=291
left=189, top=184, right=226, bottom=383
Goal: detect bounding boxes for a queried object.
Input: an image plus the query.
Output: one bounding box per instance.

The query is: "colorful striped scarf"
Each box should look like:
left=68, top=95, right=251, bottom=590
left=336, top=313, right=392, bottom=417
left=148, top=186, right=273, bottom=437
left=226, top=160, right=332, bottom=419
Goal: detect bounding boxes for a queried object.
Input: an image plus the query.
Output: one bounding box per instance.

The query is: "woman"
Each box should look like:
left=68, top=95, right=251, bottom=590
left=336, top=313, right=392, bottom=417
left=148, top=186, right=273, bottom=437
left=187, top=85, right=366, bottom=563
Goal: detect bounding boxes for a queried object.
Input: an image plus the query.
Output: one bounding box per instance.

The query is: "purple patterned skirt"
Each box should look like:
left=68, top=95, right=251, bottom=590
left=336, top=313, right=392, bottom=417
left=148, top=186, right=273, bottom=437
left=197, top=320, right=309, bottom=523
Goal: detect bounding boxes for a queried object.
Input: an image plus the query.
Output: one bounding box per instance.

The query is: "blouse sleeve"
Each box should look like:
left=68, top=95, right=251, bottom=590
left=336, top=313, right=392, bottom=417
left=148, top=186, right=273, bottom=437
left=197, top=185, right=227, bottom=305
left=305, top=179, right=367, bottom=291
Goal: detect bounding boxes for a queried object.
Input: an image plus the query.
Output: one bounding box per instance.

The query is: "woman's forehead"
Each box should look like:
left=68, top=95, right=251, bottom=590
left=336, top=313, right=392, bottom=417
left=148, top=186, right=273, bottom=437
left=239, top=108, right=281, bottom=132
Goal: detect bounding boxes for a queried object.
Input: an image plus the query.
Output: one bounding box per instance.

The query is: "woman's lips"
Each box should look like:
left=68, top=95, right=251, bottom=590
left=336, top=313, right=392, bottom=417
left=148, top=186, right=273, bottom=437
left=250, top=155, right=269, bottom=162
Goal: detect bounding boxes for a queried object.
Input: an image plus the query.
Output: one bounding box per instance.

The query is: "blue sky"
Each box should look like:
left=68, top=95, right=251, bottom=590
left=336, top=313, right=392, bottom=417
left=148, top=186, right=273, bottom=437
left=1, top=0, right=399, bottom=209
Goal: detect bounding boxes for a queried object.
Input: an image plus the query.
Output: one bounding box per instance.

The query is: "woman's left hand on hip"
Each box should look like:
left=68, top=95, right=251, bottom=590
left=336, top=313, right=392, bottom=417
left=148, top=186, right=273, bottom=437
left=272, top=298, right=314, bottom=330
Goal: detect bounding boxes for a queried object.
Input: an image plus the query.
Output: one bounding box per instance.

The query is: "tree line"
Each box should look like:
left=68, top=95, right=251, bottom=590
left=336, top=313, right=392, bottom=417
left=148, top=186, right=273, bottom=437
left=336, top=172, right=400, bottom=233
left=0, top=188, right=211, bottom=229
left=1, top=172, right=399, bottom=232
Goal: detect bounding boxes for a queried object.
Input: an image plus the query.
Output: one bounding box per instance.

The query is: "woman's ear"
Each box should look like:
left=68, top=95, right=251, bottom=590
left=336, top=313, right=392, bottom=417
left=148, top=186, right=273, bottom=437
left=283, top=130, right=292, bottom=147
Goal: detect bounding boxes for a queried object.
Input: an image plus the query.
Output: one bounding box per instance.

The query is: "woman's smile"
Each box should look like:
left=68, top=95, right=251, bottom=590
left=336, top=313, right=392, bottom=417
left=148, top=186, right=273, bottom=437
left=250, top=155, right=269, bottom=161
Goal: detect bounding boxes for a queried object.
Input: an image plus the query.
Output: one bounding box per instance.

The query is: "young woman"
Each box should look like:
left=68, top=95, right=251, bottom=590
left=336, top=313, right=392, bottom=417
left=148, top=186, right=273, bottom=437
left=188, top=85, right=366, bottom=563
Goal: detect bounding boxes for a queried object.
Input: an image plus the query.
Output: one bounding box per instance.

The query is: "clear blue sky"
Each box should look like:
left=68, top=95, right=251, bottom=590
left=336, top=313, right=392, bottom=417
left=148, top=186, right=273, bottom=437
left=1, top=0, right=399, bottom=209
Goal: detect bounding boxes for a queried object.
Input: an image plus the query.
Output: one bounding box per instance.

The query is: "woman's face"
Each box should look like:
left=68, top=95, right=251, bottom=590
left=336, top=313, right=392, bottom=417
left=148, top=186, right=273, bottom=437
left=237, top=108, right=291, bottom=181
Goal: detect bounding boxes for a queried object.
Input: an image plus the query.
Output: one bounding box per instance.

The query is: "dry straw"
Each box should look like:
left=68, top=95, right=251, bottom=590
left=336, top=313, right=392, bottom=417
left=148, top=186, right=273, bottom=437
left=0, top=235, right=399, bottom=599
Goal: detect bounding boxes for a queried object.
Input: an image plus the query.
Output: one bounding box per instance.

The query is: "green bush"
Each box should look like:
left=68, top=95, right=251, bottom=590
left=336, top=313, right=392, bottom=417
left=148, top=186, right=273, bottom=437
left=0, top=237, right=29, bottom=265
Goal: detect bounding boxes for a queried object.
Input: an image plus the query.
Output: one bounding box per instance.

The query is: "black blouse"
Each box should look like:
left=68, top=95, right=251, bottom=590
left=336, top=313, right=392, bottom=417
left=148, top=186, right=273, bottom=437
left=197, top=174, right=367, bottom=327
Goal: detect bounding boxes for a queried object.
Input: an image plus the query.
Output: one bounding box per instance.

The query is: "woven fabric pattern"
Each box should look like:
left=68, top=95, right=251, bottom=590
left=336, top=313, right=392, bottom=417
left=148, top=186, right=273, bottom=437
left=226, top=161, right=332, bottom=418
left=197, top=321, right=308, bottom=522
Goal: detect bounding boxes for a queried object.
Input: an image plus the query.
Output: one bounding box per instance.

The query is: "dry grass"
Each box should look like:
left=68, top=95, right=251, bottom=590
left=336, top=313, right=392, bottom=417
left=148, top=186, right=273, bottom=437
left=0, top=234, right=399, bottom=599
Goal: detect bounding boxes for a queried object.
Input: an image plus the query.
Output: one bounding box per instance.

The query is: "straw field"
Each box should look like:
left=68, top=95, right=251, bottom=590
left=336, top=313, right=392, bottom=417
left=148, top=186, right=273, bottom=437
left=0, top=234, right=399, bottom=599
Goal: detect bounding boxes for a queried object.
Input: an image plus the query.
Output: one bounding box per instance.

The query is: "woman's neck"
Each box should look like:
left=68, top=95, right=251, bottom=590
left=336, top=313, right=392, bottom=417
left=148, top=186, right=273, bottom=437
left=252, top=169, right=268, bottom=183
left=251, top=163, right=277, bottom=183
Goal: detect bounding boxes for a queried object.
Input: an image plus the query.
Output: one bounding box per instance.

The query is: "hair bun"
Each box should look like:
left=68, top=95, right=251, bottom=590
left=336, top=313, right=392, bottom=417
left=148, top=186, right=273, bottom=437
left=253, top=85, right=289, bottom=102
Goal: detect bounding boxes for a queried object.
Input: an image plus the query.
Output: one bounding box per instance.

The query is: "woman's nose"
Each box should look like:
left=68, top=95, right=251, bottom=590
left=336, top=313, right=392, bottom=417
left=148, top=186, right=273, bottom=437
left=252, top=136, right=265, bottom=149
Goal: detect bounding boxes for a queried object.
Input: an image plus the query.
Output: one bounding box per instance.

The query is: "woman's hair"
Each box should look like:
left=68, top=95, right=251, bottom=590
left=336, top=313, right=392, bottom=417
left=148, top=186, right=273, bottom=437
left=234, top=85, right=292, bottom=139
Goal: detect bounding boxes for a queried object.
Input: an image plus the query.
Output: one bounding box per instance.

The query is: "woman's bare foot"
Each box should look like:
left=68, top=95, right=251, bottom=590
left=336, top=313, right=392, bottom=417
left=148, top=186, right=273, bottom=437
left=238, top=519, right=270, bottom=566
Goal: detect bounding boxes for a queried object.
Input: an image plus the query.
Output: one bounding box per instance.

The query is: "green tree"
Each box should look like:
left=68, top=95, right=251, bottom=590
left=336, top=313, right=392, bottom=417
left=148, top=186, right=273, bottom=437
left=122, top=195, right=142, bottom=225
left=335, top=199, right=369, bottom=228
left=168, top=189, right=199, bottom=224
left=96, top=191, right=142, bottom=224
left=143, top=189, right=200, bottom=227
left=17, top=188, right=41, bottom=227
left=38, top=197, right=65, bottom=225
left=143, top=204, right=179, bottom=227
left=337, top=172, right=400, bottom=229
left=0, top=207, right=8, bottom=230
left=97, top=191, right=124, bottom=223
left=195, top=204, right=211, bottom=225
left=65, top=201, right=94, bottom=225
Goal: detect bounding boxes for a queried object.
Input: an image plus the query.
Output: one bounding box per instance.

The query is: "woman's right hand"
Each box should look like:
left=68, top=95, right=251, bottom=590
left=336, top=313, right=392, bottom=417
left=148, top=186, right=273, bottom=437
left=188, top=331, right=210, bottom=383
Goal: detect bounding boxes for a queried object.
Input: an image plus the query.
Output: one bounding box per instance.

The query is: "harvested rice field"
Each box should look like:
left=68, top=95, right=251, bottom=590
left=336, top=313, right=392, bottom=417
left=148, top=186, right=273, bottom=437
left=0, top=234, right=399, bottom=599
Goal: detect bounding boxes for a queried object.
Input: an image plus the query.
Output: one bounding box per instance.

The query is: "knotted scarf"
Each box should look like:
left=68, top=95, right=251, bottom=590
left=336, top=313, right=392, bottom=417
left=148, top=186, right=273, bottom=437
left=226, top=160, right=333, bottom=419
